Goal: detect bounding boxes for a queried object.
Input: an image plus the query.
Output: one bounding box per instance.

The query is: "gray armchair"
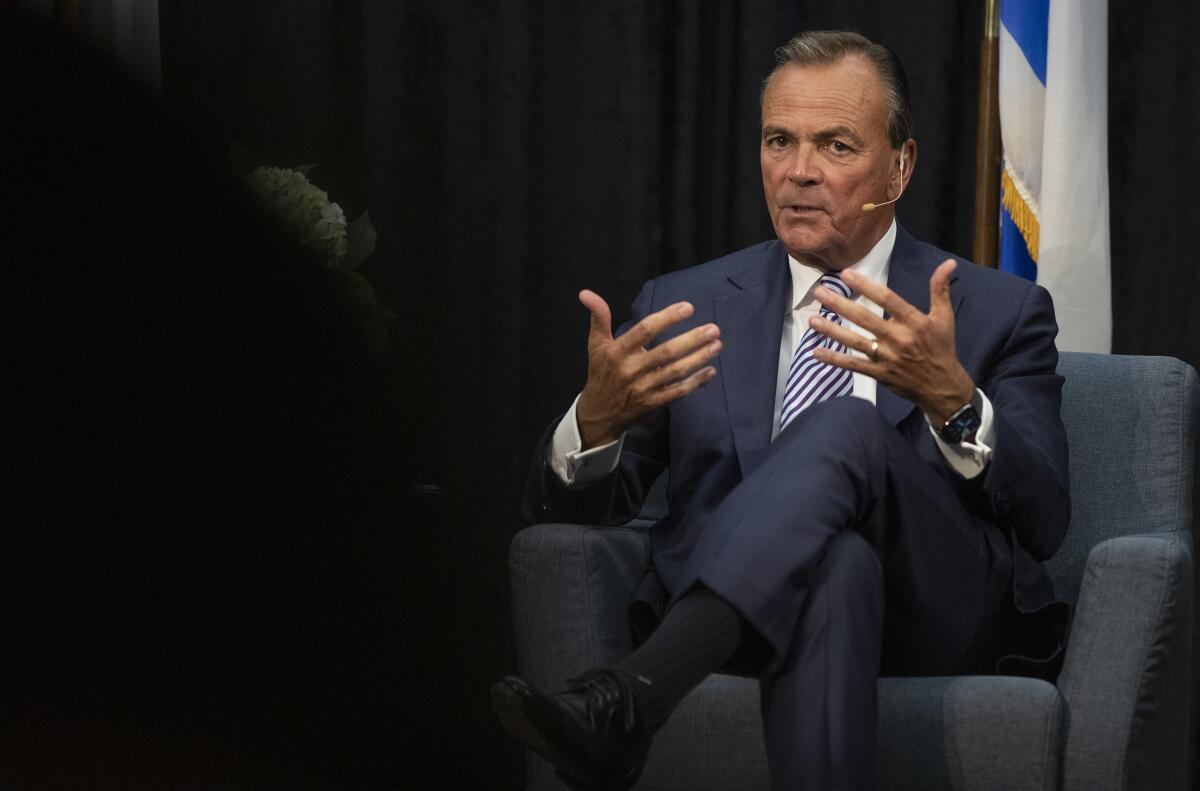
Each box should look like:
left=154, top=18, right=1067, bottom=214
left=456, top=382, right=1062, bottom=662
left=508, top=352, right=1197, bottom=790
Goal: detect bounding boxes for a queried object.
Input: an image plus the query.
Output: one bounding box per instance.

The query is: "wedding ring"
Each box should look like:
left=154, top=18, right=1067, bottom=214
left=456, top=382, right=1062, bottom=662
left=868, top=340, right=880, bottom=360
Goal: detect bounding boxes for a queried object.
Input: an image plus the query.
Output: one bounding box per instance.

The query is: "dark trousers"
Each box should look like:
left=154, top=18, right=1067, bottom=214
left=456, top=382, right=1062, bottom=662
left=678, top=398, right=1013, bottom=790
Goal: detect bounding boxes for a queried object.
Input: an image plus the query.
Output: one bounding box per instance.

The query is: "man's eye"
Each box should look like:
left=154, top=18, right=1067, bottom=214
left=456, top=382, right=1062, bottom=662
left=767, top=136, right=790, bottom=148
left=825, top=140, right=851, bottom=153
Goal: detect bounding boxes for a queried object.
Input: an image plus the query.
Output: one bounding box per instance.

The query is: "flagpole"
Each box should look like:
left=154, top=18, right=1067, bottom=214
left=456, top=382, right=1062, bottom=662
left=972, top=0, right=1001, bottom=268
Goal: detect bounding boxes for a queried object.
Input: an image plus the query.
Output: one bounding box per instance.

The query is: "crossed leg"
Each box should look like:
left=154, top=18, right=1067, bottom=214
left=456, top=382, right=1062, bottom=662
left=670, top=398, right=1011, bottom=789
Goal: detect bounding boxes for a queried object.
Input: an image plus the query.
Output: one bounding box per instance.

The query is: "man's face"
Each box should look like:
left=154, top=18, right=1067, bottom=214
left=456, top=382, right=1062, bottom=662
left=760, top=57, right=908, bottom=270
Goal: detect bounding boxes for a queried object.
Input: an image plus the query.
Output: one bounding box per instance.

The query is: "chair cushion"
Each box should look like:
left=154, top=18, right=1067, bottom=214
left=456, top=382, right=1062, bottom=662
left=638, top=674, right=769, bottom=791
left=631, top=674, right=1064, bottom=791
left=879, top=676, right=1064, bottom=791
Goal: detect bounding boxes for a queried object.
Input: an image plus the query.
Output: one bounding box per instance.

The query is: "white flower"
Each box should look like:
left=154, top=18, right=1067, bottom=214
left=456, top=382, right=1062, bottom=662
left=313, top=201, right=347, bottom=240
left=245, top=166, right=350, bottom=267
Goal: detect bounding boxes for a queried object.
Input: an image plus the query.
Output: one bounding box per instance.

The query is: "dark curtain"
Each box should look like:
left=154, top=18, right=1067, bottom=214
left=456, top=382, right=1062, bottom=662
left=156, top=1, right=1199, bottom=787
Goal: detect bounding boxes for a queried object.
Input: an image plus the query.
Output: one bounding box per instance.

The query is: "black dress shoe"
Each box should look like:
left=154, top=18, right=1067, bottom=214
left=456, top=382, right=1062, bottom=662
left=491, top=669, right=651, bottom=790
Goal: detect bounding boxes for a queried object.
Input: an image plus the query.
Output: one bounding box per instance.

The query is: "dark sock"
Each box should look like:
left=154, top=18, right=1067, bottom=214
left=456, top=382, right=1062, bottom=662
left=611, top=585, right=743, bottom=732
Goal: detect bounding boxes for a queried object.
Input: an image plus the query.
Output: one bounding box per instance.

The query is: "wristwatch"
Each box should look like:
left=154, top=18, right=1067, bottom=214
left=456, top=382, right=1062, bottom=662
left=936, top=392, right=982, bottom=444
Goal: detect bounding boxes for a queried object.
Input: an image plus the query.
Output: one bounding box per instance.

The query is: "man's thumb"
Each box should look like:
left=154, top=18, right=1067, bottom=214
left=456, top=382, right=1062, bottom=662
left=929, top=259, right=956, bottom=318
left=579, top=289, right=613, bottom=341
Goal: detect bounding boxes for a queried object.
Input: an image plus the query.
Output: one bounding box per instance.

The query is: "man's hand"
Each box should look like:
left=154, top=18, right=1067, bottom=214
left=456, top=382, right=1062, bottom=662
left=809, top=259, right=974, bottom=426
left=575, top=289, right=722, bottom=450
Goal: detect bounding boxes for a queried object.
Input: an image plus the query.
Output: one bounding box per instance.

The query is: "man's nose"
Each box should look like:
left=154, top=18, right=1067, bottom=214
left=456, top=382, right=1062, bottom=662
left=787, top=146, right=821, bottom=184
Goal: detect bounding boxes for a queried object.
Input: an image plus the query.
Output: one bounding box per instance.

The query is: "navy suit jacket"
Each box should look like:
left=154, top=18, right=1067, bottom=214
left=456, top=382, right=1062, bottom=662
left=524, top=226, right=1070, bottom=615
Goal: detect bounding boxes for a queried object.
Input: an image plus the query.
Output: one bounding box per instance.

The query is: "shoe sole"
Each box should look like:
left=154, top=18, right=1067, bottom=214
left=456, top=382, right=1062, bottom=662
left=490, top=678, right=643, bottom=791
left=490, top=679, right=557, bottom=765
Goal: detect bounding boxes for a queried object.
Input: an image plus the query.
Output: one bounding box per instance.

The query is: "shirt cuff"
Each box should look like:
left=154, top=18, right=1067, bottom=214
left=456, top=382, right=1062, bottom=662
left=546, top=394, right=625, bottom=487
left=928, top=389, right=995, bottom=480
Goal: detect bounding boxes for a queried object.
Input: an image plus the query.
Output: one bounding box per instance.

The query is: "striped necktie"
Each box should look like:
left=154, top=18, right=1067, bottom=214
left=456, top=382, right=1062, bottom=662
left=779, top=273, right=855, bottom=431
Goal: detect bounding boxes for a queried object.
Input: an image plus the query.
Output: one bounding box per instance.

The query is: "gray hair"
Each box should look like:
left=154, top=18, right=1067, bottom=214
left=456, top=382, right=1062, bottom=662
left=763, top=30, right=914, bottom=149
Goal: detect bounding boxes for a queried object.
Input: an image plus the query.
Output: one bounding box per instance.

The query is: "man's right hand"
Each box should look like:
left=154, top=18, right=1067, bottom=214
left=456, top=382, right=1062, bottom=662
left=575, top=289, right=722, bottom=450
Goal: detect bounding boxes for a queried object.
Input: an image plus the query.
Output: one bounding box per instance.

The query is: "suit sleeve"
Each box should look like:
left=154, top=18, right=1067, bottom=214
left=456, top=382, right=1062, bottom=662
left=975, top=283, right=1071, bottom=561
left=519, top=279, right=670, bottom=526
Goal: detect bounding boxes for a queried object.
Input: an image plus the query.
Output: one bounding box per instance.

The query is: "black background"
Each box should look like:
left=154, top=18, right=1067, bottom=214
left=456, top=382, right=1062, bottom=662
left=142, top=1, right=1199, bottom=787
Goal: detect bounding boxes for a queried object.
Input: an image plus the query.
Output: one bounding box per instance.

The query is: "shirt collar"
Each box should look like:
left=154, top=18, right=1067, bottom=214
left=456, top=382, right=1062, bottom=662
left=785, top=219, right=896, bottom=312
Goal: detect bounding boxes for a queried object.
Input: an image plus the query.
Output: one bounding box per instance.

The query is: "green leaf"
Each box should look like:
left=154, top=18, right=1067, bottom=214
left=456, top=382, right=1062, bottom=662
left=342, top=211, right=378, bottom=270
left=333, top=269, right=395, bottom=354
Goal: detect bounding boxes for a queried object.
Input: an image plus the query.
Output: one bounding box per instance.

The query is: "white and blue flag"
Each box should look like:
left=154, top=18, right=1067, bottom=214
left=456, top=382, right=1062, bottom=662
left=998, top=0, right=1111, bottom=353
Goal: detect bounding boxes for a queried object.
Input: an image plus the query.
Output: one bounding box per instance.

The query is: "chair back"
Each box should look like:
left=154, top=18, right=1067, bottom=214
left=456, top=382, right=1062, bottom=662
left=1048, top=352, right=1197, bottom=603
left=635, top=353, right=1199, bottom=605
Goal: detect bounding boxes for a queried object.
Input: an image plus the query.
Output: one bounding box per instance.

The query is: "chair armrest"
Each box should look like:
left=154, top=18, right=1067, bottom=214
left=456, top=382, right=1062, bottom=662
left=508, top=523, right=652, bottom=689
left=1057, top=533, right=1194, bottom=791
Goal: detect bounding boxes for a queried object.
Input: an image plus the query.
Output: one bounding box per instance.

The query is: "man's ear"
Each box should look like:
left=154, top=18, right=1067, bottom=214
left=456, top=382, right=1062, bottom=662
left=899, top=139, right=917, bottom=188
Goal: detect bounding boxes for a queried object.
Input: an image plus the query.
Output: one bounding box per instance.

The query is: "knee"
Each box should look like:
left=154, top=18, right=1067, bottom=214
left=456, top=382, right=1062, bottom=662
left=823, top=530, right=884, bottom=609
left=825, top=530, right=882, bottom=584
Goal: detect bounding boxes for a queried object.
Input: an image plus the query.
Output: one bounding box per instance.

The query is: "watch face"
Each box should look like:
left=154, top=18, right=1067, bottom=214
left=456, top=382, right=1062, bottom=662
left=941, top=405, right=981, bottom=443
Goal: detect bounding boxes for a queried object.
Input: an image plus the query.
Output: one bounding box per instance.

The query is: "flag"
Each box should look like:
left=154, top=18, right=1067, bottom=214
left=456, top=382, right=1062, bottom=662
left=998, top=0, right=1111, bottom=353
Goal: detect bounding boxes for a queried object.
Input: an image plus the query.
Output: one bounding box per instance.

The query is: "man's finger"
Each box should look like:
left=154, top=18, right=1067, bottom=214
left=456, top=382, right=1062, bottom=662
left=812, top=346, right=876, bottom=377
left=641, top=322, right=721, bottom=371
left=644, top=337, right=722, bottom=391
left=840, top=269, right=920, bottom=323
left=617, top=301, right=695, bottom=351
left=927, top=259, right=957, bottom=321
left=812, top=286, right=890, bottom=338
left=808, top=314, right=875, bottom=357
left=650, top=364, right=717, bottom=405
left=578, top=289, right=613, bottom=343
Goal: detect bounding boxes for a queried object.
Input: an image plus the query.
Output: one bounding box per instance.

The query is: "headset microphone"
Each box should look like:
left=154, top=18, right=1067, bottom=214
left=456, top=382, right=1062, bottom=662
left=862, top=150, right=907, bottom=212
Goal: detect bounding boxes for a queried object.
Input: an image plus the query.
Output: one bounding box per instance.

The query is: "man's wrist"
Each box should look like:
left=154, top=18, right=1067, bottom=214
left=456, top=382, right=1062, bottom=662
left=578, top=385, right=636, bottom=450
left=576, top=409, right=620, bottom=451
left=579, top=427, right=619, bottom=452
left=549, top=396, right=626, bottom=487
left=923, top=372, right=975, bottom=427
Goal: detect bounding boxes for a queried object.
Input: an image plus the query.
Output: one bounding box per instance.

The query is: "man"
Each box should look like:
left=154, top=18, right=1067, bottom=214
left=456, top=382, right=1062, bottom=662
left=493, top=30, right=1069, bottom=790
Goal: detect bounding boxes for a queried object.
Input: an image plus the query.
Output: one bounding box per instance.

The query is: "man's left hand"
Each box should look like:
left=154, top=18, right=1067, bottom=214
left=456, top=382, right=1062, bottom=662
left=810, top=258, right=974, bottom=426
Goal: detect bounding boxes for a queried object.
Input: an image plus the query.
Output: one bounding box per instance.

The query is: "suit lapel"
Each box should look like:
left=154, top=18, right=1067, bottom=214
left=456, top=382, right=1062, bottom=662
left=716, top=243, right=789, bottom=475
left=876, top=227, right=965, bottom=426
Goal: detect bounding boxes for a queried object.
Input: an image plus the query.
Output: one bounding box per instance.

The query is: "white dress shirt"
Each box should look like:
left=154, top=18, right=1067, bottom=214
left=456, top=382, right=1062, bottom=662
left=549, top=221, right=995, bottom=487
